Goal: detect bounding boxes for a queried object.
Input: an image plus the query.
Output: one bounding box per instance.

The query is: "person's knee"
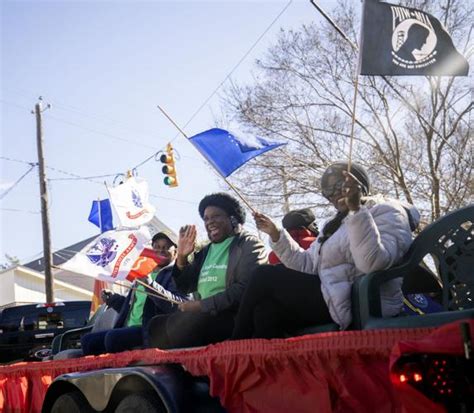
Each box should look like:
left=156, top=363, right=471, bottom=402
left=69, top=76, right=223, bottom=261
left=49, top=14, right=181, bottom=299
left=104, top=331, right=121, bottom=353
left=253, top=300, right=284, bottom=339
left=147, top=315, right=171, bottom=348
left=81, top=332, right=106, bottom=355
left=250, top=265, right=277, bottom=290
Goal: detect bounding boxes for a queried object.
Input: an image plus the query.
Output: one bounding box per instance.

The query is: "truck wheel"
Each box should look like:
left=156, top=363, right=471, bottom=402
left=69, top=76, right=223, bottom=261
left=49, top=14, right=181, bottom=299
left=115, top=393, right=165, bottom=413
left=50, top=391, right=94, bottom=413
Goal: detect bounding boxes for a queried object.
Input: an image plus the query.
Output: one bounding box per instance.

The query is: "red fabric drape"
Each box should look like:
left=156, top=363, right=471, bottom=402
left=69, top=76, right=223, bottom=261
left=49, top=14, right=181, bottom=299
left=0, top=326, right=444, bottom=413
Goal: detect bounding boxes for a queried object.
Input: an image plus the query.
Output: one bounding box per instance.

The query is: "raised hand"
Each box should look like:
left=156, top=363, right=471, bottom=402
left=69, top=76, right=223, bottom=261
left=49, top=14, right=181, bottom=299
left=178, top=300, right=202, bottom=313
left=340, top=170, right=363, bottom=211
left=176, top=225, right=197, bottom=268
left=253, top=212, right=280, bottom=242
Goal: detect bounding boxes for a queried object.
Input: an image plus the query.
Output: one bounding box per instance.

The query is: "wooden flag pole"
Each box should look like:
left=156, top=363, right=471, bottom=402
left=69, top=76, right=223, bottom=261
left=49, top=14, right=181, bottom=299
left=112, top=280, right=186, bottom=305
left=347, top=75, right=360, bottom=171
left=156, top=104, right=258, bottom=214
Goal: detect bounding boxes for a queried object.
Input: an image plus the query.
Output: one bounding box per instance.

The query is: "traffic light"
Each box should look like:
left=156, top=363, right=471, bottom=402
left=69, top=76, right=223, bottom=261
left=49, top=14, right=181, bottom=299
left=160, top=143, right=179, bottom=187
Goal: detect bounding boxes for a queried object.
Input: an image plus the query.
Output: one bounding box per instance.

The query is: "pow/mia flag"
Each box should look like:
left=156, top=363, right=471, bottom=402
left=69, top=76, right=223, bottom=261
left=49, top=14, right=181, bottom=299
left=359, top=0, right=469, bottom=76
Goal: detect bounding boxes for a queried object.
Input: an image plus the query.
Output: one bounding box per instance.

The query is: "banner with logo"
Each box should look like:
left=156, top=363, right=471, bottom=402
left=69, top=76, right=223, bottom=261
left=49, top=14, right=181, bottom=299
left=108, top=177, right=156, bottom=228
left=60, top=227, right=151, bottom=283
left=359, top=0, right=469, bottom=76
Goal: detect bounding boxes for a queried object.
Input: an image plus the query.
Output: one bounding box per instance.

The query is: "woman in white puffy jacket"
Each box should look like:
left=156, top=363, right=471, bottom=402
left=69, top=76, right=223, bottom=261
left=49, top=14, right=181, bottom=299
left=232, top=162, right=419, bottom=339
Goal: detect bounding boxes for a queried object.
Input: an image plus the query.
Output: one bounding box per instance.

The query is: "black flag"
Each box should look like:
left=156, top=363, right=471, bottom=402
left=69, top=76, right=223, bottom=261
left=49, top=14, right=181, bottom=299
left=359, top=0, right=469, bottom=76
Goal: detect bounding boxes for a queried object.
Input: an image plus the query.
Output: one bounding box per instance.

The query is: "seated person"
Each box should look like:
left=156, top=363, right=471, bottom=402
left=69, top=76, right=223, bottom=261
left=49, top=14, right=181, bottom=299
left=269, top=208, right=319, bottom=265
left=81, top=231, right=184, bottom=355
left=232, top=162, right=420, bottom=339
left=147, top=193, right=268, bottom=349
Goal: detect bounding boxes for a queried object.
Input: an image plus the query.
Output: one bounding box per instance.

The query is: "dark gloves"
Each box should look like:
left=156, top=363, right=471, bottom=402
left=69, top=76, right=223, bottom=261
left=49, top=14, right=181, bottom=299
left=100, top=289, right=123, bottom=312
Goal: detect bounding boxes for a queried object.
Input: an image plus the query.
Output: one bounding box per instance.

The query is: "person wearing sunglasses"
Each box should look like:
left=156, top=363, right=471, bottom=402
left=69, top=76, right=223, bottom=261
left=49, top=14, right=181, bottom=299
left=232, top=162, right=420, bottom=339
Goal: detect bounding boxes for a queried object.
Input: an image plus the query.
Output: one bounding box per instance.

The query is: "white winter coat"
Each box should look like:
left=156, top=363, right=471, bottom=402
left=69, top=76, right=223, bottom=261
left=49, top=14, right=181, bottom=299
left=270, top=196, right=419, bottom=329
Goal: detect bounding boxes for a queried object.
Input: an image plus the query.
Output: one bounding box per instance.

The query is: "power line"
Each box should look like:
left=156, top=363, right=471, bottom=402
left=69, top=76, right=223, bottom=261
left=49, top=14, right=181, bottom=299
left=0, top=163, right=37, bottom=200
left=170, top=0, right=294, bottom=145
left=0, top=207, right=40, bottom=214
left=44, top=113, right=159, bottom=150
left=149, top=193, right=198, bottom=205
left=0, top=155, right=119, bottom=185
left=0, top=155, right=34, bottom=165
left=1, top=1, right=294, bottom=208
left=48, top=173, right=118, bottom=182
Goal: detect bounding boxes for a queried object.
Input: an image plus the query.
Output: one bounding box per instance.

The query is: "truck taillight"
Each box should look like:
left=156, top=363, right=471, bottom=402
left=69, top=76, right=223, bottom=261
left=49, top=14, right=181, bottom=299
left=392, top=354, right=473, bottom=411
left=35, top=302, right=65, bottom=308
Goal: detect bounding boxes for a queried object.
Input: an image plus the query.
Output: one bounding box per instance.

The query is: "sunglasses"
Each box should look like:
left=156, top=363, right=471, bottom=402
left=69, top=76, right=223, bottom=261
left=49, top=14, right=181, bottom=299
left=322, top=180, right=344, bottom=199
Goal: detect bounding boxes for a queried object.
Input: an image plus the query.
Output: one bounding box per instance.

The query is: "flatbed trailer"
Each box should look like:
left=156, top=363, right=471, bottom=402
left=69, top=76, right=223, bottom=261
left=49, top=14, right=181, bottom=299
left=1, top=204, right=471, bottom=412
left=0, top=319, right=472, bottom=413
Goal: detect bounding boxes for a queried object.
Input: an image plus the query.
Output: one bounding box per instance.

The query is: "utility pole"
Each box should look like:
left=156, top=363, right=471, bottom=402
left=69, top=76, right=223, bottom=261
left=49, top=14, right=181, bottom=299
left=33, top=97, right=54, bottom=303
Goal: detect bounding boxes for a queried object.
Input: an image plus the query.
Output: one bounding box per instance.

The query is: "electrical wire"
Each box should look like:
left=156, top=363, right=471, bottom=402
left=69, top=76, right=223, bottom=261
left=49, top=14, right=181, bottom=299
left=132, top=0, right=294, bottom=170
left=0, top=155, right=34, bottom=165
left=169, top=0, right=294, bottom=144
left=1, top=1, right=294, bottom=209
left=0, top=207, right=40, bottom=214
left=0, top=163, right=37, bottom=200
left=44, top=113, right=158, bottom=150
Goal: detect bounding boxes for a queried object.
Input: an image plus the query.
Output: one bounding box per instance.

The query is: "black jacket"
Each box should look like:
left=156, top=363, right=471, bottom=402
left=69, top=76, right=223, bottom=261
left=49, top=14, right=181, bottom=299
left=171, top=230, right=268, bottom=315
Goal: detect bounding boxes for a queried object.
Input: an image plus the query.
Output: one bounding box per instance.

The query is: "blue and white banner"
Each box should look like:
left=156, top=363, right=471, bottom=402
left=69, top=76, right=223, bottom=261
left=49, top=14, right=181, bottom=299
left=189, top=128, right=286, bottom=177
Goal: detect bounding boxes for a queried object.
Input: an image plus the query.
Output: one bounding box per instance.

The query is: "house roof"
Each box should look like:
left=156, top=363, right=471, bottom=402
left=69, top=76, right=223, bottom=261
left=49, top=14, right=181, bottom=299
left=24, top=235, right=98, bottom=272
left=24, top=236, right=98, bottom=292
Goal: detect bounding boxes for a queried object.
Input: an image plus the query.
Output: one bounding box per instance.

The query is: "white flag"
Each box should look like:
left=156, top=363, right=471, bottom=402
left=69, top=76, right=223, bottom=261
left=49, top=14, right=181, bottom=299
left=60, top=227, right=151, bottom=282
left=108, top=177, right=156, bottom=228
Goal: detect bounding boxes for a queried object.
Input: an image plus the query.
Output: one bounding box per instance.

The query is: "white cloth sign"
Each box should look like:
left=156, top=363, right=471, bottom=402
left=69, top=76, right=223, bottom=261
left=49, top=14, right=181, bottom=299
left=108, top=177, right=156, bottom=228
left=60, top=227, right=151, bottom=282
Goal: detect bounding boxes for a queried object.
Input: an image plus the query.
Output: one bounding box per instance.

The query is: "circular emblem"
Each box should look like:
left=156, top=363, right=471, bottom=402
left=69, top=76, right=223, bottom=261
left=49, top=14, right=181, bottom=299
left=86, top=237, right=118, bottom=267
left=410, top=293, right=428, bottom=309
left=392, top=19, right=437, bottom=67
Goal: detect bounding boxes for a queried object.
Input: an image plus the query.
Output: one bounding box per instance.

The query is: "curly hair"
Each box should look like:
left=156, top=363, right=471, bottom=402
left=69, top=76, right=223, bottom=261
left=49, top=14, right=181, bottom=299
left=198, top=192, right=246, bottom=224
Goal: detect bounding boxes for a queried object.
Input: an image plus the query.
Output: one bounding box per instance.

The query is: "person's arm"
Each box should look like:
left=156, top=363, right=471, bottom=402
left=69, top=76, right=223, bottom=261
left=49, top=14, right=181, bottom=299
left=199, top=234, right=268, bottom=314
left=346, top=202, right=414, bottom=274
left=254, top=211, right=320, bottom=274
left=101, top=290, right=126, bottom=312
left=270, top=229, right=321, bottom=274
left=170, top=225, right=203, bottom=293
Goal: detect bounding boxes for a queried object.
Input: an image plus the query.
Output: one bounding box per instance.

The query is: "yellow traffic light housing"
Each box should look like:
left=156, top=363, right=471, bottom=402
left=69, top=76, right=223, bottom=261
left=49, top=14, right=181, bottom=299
left=160, top=143, right=179, bottom=187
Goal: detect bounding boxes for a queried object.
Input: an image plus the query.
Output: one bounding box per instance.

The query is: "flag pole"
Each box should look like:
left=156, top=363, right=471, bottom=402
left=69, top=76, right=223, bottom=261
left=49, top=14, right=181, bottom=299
left=115, top=279, right=185, bottom=305
left=347, top=75, right=360, bottom=170
left=97, top=197, right=102, bottom=233
left=156, top=104, right=258, bottom=214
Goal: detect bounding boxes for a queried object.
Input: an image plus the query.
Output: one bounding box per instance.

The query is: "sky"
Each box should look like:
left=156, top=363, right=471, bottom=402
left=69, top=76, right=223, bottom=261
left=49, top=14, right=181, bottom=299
left=1, top=0, right=339, bottom=265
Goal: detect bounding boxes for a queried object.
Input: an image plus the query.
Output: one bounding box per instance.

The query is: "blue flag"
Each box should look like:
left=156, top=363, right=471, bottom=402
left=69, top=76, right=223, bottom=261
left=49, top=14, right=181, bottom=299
left=189, top=128, right=286, bottom=177
left=88, top=199, right=114, bottom=233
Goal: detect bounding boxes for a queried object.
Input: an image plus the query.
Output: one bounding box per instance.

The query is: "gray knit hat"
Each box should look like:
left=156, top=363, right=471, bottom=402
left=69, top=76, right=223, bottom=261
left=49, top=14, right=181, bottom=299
left=321, top=162, right=370, bottom=199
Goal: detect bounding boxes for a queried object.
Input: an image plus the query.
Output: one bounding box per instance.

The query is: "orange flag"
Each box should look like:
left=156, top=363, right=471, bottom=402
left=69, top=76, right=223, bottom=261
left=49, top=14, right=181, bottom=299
left=126, top=248, right=162, bottom=282
left=90, top=279, right=109, bottom=315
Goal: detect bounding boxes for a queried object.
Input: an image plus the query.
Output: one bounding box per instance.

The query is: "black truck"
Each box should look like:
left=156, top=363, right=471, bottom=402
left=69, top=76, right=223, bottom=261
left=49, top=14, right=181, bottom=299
left=0, top=300, right=91, bottom=363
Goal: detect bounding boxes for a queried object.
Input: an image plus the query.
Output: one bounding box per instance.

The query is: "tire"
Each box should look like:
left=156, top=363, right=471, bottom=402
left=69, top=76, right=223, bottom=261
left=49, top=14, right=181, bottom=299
left=50, top=391, right=94, bottom=413
left=115, top=393, right=165, bottom=413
